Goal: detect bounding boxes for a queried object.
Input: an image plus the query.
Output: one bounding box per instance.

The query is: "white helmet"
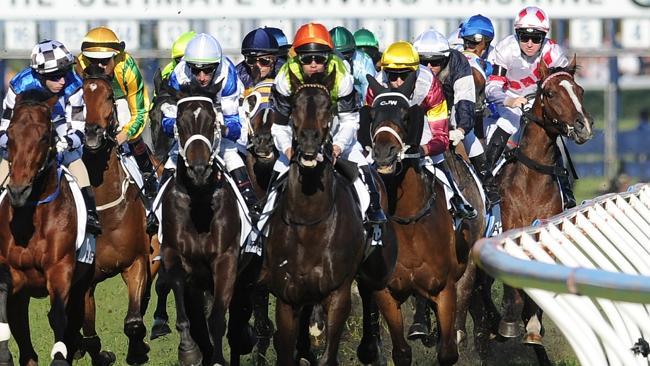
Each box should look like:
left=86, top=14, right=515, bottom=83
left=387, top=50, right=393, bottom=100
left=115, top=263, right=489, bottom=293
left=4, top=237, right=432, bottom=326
left=184, top=33, right=222, bottom=68
left=30, top=40, right=75, bottom=74
left=514, top=6, right=550, bottom=34
left=413, top=29, right=451, bottom=58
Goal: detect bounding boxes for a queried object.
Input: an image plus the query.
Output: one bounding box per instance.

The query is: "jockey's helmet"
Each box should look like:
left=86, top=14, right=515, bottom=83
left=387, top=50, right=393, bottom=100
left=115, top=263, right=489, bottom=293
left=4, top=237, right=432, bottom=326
left=354, top=28, right=379, bottom=49
left=514, top=6, right=550, bottom=34
left=30, top=40, right=75, bottom=75
left=264, top=27, right=292, bottom=53
left=380, top=41, right=419, bottom=71
left=171, top=31, right=197, bottom=60
left=241, top=28, right=279, bottom=56
left=330, top=26, right=356, bottom=57
left=461, top=14, right=495, bottom=41
left=413, top=29, right=451, bottom=59
left=81, top=27, right=125, bottom=59
left=184, top=33, right=222, bottom=70
left=293, top=23, right=333, bottom=53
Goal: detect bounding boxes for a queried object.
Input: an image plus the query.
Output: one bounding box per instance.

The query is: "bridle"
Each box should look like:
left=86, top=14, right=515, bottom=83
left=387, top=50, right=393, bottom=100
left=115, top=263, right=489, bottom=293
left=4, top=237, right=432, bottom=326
left=522, top=71, right=578, bottom=139
left=370, top=92, right=421, bottom=162
left=175, top=96, right=222, bottom=168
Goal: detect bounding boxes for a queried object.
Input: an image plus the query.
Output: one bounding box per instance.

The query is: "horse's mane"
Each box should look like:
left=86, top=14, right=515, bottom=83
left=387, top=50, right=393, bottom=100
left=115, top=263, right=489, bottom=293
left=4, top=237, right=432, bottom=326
left=548, top=64, right=579, bottom=76
left=17, top=89, right=54, bottom=106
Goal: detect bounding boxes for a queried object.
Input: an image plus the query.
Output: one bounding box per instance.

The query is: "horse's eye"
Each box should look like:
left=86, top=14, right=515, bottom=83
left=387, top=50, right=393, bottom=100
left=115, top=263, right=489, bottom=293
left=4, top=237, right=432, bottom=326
left=545, top=91, right=554, bottom=98
left=40, top=136, right=49, bottom=144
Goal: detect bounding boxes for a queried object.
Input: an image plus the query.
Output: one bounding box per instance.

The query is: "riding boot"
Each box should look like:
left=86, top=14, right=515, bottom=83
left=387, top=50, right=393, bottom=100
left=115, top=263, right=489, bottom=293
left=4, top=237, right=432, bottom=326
left=407, top=295, right=431, bottom=340
left=230, top=167, right=261, bottom=223
left=470, top=154, right=501, bottom=208
left=557, top=168, right=577, bottom=209
left=360, top=165, right=387, bottom=224
left=128, top=138, right=160, bottom=234
left=484, top=127, right=511, bottom=172
left=81, top=186, right=102, bottom=236
left=436, top=161, right=478, bottom=220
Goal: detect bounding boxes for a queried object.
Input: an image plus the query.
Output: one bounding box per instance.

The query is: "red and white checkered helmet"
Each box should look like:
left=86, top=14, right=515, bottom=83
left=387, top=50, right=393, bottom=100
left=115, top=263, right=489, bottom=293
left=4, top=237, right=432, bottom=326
left=514, top=6, right=550, bottom=34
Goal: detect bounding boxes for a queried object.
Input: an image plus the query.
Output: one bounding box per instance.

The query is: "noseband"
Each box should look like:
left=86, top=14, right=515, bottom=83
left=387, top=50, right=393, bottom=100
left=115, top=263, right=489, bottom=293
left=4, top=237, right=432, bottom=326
left=175, top=96, right=222, bottom=167
left=370, top=92, right=420, bottom=161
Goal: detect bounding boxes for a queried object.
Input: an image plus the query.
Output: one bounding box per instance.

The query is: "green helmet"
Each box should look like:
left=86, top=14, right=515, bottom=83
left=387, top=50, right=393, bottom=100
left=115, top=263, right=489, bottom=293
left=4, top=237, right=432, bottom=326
left=171, top=31, right=196, bottom=59
left=354, top=28, right=379, bottom=49
left=329, top=26, right=356, bottom=53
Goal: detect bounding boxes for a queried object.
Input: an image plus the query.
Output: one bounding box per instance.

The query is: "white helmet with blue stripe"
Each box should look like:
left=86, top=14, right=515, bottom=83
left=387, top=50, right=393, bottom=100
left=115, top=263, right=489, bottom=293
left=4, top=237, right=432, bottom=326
left=413, top=29, right=451, bottom=58
left=184, top=33, right=222, bottom=69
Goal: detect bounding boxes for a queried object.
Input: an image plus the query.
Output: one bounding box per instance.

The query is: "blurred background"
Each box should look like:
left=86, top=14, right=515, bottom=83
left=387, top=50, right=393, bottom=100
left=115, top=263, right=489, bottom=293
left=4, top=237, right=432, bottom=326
left=1, top=0, right=649, bottom=195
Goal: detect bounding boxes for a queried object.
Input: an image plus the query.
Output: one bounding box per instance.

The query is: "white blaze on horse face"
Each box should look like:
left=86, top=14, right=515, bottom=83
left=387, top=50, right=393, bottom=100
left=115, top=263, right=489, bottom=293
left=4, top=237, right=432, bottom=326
left=89, top=82, right=97, bottom=92
left=193, top=107, right=202, bottom=123
left=559, top=79, right=591, bottom=134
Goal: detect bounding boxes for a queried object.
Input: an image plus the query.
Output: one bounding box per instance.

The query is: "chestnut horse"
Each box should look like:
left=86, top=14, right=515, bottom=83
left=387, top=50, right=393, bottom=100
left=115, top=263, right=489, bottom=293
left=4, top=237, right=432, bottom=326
left=0, top=90, right=93, bottom=365
left=160, top=85, right=254, bottom=366
left=77, top=66, right=152, bottom=366
left=367, top=83, right=466, bottom=366
left=491, top=58, right=593, bottom=362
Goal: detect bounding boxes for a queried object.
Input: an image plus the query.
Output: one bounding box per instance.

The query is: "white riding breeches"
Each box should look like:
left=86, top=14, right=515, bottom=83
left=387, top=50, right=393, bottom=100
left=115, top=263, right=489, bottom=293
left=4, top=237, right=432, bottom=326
left=463, top=130, right=484, bottom=158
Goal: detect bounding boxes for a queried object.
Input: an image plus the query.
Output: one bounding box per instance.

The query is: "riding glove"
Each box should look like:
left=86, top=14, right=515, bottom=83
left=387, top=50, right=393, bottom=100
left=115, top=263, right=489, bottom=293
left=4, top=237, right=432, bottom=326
left=449, top=129, right=465, bottom=146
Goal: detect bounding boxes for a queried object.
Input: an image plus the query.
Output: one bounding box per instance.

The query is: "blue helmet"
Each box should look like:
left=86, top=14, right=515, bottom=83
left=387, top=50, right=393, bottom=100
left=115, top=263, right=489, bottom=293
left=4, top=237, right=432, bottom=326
left=264, top=27, right=291, bottom=49
left=242, top=28, right=279, bottom=56
left=460, top=14, right=495, bottom=40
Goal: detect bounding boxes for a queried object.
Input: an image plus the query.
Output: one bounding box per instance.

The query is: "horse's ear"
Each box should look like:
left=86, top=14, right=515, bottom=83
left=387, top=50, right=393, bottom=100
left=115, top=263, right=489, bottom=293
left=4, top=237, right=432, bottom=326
left=405, top=105, right=424, bottom=146
left=366, top=74, right=387, bottom=97
left=358, top=105, right=373, bottom=150
left=288, top=69, right=302, bottom=92
left=323, top=70, right=336, bottom=91
left=397, top=71, right=417, bottom=97
left=538, top=59, right=550, bottom=80
left=568, top=54, right=578, bottom=75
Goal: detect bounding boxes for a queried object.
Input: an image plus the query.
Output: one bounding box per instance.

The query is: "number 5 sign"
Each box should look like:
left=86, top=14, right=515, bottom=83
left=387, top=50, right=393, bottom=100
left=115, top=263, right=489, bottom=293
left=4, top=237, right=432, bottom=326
left=569, top=19, right=602, bottom=49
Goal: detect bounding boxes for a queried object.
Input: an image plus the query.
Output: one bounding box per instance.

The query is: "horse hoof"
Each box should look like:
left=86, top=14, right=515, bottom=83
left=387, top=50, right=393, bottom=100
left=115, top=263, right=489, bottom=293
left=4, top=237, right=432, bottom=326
left=298, top=358, right=311, bottom=366
left=178, top=346, right=202, bottom=366
left=50, top=360, right=69, bottom=366
left=498, top=320, right=520, bottom=338
left=93, top=351, right=116, bottom=366
left=357, top=336, right=380, bottom=364
left=406, top=322, right=429, bottom=341
left=124, top=320, right=146, bottom=340
left=150, top=321, right=172, bottom=340
left=73, top=348, right=85, bottom=360
left=523, top=332, right=544, bottom=346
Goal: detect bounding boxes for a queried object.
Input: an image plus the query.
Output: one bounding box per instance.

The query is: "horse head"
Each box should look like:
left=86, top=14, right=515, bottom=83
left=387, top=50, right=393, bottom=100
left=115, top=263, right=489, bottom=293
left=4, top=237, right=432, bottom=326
left=288, top=70, right=335, bottom=168
left=6, top=90, right=58, bottom=207
left=366, top=73, right=421, bottom=175
left=533, top=56, right=593, bottom=145
left=174, top=82, right=222, bottom=187
left=82, top=64, right=117, bottom=150
left=243, top=80, right=276, bottom=161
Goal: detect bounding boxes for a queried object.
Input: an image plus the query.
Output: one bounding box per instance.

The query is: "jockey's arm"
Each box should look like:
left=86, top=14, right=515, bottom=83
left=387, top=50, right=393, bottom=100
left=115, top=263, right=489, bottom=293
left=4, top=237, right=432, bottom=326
left=63, top=88, right=87, bottom=149
left=450, top=53, right=476, bottom=133
left=421, top=81, right=450, bottom=156
left=0, top=87, right=17, bottom=149
left=220, top=60, right=244, bottom=142
left=119, top=56, right=149, bottom=141
left=332, top=89, right=360, bottom=152
left=269, top=84, right=293, bottom=156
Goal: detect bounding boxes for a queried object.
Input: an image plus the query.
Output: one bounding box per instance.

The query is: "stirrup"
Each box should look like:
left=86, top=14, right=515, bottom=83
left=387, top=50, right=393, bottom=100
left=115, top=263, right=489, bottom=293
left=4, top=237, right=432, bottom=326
left=86, top=212, right=102, bottom=236
left=366, top=207, right=387, bottom=224
left=146, top=212, right=159, bottom=236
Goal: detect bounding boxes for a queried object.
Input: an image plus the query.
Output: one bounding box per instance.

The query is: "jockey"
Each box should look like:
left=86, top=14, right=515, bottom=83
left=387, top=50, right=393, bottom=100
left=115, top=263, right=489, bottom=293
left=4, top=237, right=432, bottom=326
left=354, top=28, right=382, bottom=72
left=161, top=31, right=197, bottom=83
left=264, top=27, right=292, bottom=64
left=329, top=26, right=377, bottom=103
left=77, top=26, right=159, bottom=229
left=366, top=41, right=476, bottom=220
left=0, top=40, right=101, bottom=235
left=485, top=6, right=575, bottom=207
left=270, top=22, right=387, bottom=224
left=237, top=28, right=284, bottom=94
left=160, top=33, right=260, bottom=217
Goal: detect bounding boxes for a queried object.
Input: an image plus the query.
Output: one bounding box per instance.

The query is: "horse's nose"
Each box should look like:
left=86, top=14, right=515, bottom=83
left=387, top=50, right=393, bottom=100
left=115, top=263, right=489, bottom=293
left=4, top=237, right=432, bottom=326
left=190, top=164, right=208, bottom=178
left=7, top=184, right=32, bottom=207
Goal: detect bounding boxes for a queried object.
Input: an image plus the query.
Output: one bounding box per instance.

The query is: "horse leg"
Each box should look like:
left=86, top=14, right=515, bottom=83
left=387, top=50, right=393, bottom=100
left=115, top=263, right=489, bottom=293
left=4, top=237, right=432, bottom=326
left=468, top=282, right=491, bottom=362
left=374, top=289, right=411, bottom=366
left=63, top=264, right=93, bottom=366
left=227, top=260, right=256, bottom=366
left=121, top=256, right=150, bottom=365
left=273, top=300, right=299, bottom=366
left=454, top=257, right=477, bottom=348
left=356, top=282, right=383, bottom=365
left=431, top=282, right=459, bottom=366
left=499, top=284, right=524, bottom=338
left=476, top=268, right=500, bottom=335
left=78, top=283, right=116, bottom=366
left=296, top=305, right=316, bottom=365
left=252, top=286, right=273, bottom=366
left=8, top=293, right=36, bottom=366
left=521, top=292, right=545, bottom=346
left=151, top=262, right=172, bottom=340
left=317, top=280, right=353, bottom=366
left=0, top=263, right=15, bottom=366
left=184, top=286, right=213, bottom=364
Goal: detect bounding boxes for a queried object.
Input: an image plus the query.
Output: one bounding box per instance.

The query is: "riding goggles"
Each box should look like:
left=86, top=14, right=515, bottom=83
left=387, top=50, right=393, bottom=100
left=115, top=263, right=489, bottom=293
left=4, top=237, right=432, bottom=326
left=419, top=57, right=446, bottom=67
left=385, top=69, right=414, bottom=82
left=189, top=63, right=218, bottom=75
left=42, top=69, right=70, bottom=81
left=298, top=53, right=329, bottom=65
left=462, top=36, right=482, bottom=48
left=517, top=32, right=545, bottom=44
left=245, top=55, right=275, bottom=67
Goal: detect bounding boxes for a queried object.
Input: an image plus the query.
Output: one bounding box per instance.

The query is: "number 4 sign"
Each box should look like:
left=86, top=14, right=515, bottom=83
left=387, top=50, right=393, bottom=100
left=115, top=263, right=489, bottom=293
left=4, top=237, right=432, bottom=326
left=621, top=18, right=650, bottom=49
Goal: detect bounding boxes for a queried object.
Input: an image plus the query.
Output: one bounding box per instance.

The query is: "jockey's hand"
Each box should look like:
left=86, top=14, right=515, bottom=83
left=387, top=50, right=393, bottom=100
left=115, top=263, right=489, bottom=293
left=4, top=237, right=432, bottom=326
left=332, top=144, right=342, bottom=164
left=284, top=147, right=293, bottom=161
left=55, top=137, right=72, bottom=153
left=449, top=128, right=465, bottom=146
left=116, top=130, right=129, bottom=145
left=504, top=96, right=528, bottom=109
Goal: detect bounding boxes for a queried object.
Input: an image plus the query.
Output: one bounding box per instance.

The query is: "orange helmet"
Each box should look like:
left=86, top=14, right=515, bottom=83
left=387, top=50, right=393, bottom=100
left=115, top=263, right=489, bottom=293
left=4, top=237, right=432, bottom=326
left=293, top=23, right=333, bottom=53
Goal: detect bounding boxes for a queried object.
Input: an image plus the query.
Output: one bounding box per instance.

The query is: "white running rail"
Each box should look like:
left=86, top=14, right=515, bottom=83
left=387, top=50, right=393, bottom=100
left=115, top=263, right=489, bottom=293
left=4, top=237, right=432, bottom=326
left=472, top=183, right=650, bottom=366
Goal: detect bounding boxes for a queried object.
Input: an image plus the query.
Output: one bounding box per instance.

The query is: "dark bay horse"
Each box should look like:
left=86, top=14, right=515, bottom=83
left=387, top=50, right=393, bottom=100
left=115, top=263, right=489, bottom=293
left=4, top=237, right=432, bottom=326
left=491, top=58, right=593, bottom=361
left=160, top=86, right=254, bottom=366
left=0, top=90, right=93, bottom=365
left=78, top=67, right=152, bottom=366
left=367, top=80, right=467, bottom=366
left=259, top=71, right=369, bottom=365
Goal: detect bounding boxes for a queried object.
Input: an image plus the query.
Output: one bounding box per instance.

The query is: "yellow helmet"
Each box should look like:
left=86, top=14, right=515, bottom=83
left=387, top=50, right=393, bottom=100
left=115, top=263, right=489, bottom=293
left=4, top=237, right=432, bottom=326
left=81, top=26, right=125, bottom=59
left=380, top=41, right=419, bottom=71
left=171, top=31, right=196, bottom=59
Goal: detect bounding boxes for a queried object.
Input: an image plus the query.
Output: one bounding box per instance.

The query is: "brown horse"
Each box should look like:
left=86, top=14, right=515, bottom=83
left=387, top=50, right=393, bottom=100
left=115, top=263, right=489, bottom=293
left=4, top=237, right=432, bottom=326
left=0, top=89, right=93, bottom=365
left=160, top=85, right=254, bottom=366
left=259, top=71, right=369, bottom=365
left=367, top=80, right=466, bottom=366
left=491, top=58, right=593, bottom=361
left=77, top=65, right=152, bottom=366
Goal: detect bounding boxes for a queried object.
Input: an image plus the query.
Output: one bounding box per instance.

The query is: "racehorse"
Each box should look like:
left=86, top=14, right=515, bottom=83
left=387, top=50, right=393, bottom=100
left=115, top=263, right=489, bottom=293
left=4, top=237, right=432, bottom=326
left=159, top=84, right=254, bottom=366
left=491, top=58, right=593, bottom=363
left=0, top=89, right=93, bottom=365
left=259, top=71, right=373, bottom=365
left=366, top=78, right=466, bottom=366
left=77, top=65, right=152, bottom=365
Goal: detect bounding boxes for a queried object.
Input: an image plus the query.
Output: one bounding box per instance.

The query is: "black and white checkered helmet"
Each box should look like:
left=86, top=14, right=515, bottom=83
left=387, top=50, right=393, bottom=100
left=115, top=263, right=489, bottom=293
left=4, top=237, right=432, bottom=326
left=30, top=40, right=75, bottom=74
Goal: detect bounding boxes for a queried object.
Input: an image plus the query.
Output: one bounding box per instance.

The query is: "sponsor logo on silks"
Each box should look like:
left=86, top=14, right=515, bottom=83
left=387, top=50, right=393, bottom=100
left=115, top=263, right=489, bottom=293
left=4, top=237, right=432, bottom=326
left=379, top=99, right=398, bottom=106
